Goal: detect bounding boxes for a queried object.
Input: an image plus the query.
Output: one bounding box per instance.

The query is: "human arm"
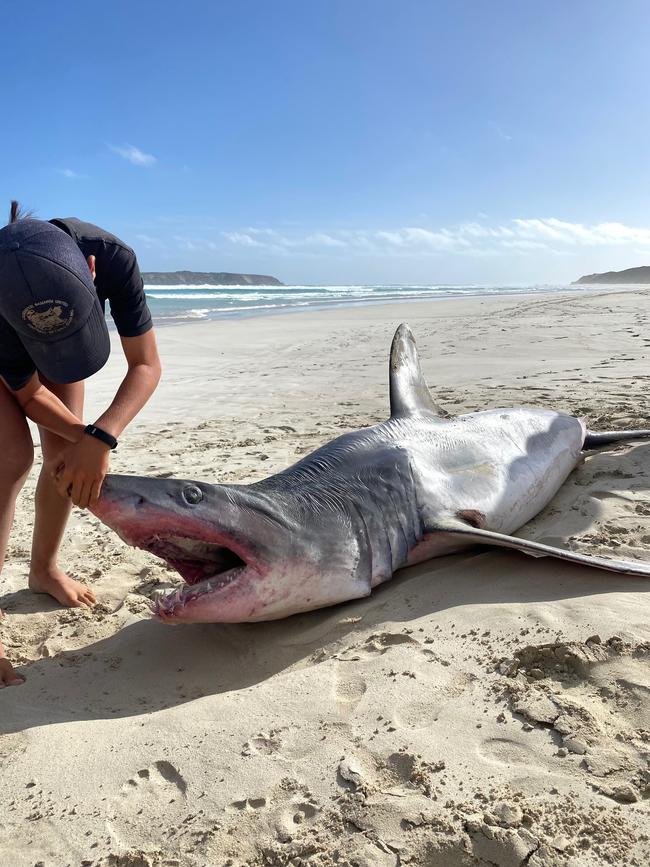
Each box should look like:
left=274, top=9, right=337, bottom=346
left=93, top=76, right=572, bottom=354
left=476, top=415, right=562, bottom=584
left=54, top=330, right=161, bottom=508
left=10, top=374, right=85, bottom=443
left=90, top=329, right=161, bottom=439
left=0, top=318, right=84, bottom=442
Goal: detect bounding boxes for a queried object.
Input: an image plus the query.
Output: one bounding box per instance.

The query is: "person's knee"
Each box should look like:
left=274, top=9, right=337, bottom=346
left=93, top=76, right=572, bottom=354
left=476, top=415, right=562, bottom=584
left=1, top=439, right=34, bottom=484
left=39, top=432, right=67, bottom=467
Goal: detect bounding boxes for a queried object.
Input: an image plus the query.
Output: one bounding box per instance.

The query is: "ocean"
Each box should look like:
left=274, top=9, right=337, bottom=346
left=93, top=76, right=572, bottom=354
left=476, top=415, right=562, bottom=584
left=142, top=282, right=602, bottom=326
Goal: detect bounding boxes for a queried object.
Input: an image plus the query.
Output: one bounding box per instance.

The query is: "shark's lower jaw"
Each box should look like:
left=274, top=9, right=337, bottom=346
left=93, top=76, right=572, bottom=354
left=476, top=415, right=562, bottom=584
left=153, top=566, right=248, bottom=621
left=138, top=533, right=259, bottom=622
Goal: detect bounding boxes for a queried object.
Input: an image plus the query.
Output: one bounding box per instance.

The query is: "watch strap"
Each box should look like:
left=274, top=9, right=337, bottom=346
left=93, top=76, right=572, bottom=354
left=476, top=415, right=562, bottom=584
left=84, top=424, right=118, bottom=450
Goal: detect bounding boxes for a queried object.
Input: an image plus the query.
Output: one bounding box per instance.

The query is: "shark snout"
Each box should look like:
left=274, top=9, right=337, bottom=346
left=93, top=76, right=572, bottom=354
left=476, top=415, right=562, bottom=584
left=91, top=472, right=337, bottom=622
left=91, top=475, right=152, bottom=529
left=95, top=474, right=135, bottom=507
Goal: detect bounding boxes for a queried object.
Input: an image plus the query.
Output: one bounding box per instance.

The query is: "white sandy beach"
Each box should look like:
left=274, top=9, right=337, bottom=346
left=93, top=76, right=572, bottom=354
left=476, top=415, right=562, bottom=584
left=3, top=287, right=650, bottom=866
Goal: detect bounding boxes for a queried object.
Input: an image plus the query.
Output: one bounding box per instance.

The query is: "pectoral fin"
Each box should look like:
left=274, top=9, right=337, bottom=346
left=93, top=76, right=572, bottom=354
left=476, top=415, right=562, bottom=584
left=434, top=517, right=650, bottom=577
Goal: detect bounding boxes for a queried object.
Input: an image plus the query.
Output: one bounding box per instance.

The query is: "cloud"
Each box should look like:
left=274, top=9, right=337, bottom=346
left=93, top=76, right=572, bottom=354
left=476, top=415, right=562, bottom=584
left=221, top=229, right=317, bottom=256
left=134, top=216, right=650, bottom=265
left=304, top=232, right=347, bottom=248
left=135, top=234, right=165, bottom=248
left=376, top=227, right=472, bottom=251
left=490, top=122, right=513, bottom=142
left=58, top=168, right=86, bottom=179
left=222, top=232, right=273, bottom=249
left=513, top=218, right=650, bottom=247
left=172, top=235, right=220, bottom=253
left=109, top=144, right=156, bottom=167
left=220, top=217, right=650, bottom=259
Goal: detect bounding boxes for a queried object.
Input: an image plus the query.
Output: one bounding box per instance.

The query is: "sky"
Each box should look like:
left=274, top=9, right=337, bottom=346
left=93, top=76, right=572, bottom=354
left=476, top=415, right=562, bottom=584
left=3, top=0, right=650, bottom=284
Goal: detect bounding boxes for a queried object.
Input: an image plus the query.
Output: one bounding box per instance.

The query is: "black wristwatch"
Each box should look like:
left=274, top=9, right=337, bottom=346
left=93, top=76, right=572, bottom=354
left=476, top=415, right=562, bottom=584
left=84, top=424, right=118, bottom=450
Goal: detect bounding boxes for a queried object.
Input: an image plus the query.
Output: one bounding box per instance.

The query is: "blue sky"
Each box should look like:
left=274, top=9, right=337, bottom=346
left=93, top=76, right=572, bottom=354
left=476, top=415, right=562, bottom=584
left=3, top=1, right=650, bottom=284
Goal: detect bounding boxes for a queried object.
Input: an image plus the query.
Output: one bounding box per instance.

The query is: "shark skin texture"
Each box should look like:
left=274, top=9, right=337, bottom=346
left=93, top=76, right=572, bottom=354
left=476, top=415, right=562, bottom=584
left=91, top=324, right=650, bottom=624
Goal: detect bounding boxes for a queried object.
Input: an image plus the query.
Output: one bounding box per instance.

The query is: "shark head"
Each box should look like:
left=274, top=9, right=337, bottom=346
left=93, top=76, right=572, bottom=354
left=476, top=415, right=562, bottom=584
left=91, top=473, right=366, bottom=623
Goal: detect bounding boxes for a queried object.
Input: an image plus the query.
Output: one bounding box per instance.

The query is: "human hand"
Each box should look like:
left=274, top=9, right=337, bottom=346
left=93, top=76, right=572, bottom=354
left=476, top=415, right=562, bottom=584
left=52, top=435, right=111, bottom=508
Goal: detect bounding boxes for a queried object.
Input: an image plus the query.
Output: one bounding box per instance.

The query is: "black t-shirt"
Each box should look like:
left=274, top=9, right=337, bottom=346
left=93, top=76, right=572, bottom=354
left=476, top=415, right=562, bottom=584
left=0, top=218, right=152, bottom=389
left=50, top=217, right=152, bottom=337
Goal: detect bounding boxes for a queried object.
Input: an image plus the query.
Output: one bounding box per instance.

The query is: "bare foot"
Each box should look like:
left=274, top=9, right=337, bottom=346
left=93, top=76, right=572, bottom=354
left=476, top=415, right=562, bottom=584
left=0, top=657, right=25, bottom=688
left=28, top=566, right=97, bottom=608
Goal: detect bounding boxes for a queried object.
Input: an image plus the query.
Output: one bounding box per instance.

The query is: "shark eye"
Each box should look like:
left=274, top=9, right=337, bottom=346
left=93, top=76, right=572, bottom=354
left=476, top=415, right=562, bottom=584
left=182, top=485, right=203, bottom=505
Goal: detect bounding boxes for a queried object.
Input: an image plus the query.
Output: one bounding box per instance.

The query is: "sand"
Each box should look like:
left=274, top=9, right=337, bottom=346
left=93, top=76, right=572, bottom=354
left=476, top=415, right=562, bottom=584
left=2, top=287, right=650, bottom=866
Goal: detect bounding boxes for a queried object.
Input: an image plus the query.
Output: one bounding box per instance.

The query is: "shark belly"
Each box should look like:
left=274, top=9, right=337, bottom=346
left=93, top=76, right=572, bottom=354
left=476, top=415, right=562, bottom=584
left=408, top=408, right=585, bottom=536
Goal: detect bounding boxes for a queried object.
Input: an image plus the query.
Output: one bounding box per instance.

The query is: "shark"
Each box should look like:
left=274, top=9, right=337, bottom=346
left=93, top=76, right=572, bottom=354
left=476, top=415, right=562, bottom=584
left=91, top=324, right=650, bottom=623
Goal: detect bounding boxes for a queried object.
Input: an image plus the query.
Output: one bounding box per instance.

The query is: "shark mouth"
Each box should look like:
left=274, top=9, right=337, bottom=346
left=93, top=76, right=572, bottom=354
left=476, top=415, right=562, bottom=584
left=139, top=533, right=256, bottom=621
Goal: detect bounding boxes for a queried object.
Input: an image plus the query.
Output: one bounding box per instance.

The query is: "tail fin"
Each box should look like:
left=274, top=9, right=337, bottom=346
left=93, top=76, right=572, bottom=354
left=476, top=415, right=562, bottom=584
left=584, top=429, right=650, bottom=448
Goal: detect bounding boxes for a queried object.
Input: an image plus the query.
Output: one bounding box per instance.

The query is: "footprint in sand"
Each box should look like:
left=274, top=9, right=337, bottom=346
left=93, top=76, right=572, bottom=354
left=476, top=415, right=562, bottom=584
left=478, top=737, right=545, bottom=769
left=337, top=631, right=422, bottom=661
left=333, top=631, right=476, bottom=729
left=333, top=671, right=368, bottom=714
left=332, top=632, right=421, bottom=716
left=273, top=794, right=321, bottom=838
left=119, top=760, right=187, bottom=805
left=243, top=729, right=284, bottom=756
left=337, top=747, right=443, bottom=799
left=392, top=666, right=477, bottom=730
left=381, top=750, right=443, bottom=794
left=227, top=779, right=322, bottom=843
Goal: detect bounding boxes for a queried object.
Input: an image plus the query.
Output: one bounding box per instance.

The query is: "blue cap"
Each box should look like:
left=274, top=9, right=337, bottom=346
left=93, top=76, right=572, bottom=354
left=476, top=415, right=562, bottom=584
left=0, top=219, right=110, bottom=385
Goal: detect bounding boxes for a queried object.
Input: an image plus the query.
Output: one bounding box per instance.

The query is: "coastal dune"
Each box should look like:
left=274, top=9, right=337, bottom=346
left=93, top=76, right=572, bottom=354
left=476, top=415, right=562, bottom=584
left=2, top=288, right=650, bottom=865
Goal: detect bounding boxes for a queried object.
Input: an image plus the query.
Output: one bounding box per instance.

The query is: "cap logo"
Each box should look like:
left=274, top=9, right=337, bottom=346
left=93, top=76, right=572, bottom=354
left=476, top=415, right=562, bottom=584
left=22, top=300, right=75, bottom=334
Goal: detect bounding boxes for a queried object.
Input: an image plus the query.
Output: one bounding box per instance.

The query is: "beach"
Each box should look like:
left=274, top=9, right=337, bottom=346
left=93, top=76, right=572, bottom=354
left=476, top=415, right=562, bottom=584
left=2, top=286, right=650, bottom=866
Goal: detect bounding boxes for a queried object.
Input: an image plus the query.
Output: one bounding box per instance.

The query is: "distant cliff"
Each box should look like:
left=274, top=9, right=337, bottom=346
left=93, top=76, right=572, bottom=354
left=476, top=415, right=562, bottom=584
left=141, top=271, right=283, bottom=286
left=574, top=266, right=650, bottom=284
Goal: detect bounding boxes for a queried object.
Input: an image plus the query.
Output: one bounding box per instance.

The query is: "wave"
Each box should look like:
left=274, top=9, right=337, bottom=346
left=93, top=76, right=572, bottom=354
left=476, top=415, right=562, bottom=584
left=146, top=291, right=324, bottom=301
left=139, top=282, right=613, bottom=328
left=144, top=286, right=522, bottom=302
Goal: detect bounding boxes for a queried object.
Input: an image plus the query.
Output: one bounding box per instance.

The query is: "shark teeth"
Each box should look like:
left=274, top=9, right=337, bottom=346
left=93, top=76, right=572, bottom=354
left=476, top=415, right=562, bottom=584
left=151, top=567, right=245, bottom=619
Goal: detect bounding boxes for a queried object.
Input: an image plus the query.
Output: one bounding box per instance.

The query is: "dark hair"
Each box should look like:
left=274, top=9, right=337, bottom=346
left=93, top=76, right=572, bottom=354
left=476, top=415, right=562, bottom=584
left=8, top=200, right=33, bottom=224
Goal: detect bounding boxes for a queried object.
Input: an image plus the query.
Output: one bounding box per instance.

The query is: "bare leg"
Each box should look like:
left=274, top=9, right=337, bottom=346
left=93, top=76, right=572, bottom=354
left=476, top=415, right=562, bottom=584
left=0, top=383, right=34, bottom=687
left=28, top=378, right=96, bottom=608
left=0, top=383, right=34, bottom=570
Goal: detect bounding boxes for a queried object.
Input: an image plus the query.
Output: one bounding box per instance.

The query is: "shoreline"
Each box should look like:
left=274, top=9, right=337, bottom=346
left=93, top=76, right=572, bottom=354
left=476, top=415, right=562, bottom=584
left=140, top=280, right=646, bottom=329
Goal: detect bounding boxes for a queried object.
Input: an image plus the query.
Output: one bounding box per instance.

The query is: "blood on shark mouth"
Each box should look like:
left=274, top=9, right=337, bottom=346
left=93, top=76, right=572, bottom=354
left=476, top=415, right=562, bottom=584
left=139, top=533, right=253, bottom=619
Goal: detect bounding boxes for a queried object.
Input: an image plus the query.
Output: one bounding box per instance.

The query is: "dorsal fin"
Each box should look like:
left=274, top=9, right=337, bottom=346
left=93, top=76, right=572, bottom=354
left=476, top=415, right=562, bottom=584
left=389, top=323, right=447, bottom=418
